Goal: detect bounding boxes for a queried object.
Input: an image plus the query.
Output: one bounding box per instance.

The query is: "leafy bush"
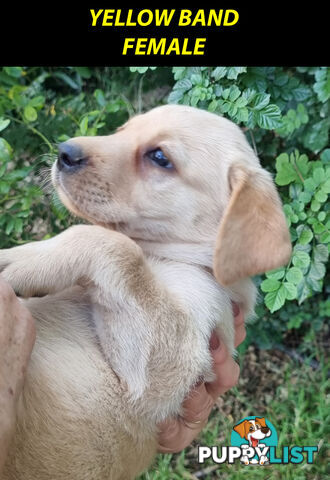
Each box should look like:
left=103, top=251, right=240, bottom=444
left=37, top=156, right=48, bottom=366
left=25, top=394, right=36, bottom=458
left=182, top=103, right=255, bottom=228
left=0, top=66, right=329, bottom=352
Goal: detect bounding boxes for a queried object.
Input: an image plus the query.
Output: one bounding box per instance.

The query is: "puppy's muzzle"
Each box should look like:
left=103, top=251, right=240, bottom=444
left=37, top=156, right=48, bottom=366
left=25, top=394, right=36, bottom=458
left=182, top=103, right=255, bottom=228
left=57, top=141, right=87, bottom=173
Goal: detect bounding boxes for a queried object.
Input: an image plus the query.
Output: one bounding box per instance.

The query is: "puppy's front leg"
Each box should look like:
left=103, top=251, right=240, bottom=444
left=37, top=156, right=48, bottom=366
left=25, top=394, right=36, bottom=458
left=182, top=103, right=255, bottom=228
left=1, top=225, right=207, bottom=421
left=0, top=225, right=141, bottom=297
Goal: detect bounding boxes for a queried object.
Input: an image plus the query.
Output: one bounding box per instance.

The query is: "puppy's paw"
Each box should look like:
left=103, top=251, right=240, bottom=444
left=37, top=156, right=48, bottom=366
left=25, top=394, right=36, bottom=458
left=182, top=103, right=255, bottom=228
left=0, top=248, right=18, bottom=272
left=1, top=259, right=49, bottom=298
left=0, top=241, right=59, bottom=297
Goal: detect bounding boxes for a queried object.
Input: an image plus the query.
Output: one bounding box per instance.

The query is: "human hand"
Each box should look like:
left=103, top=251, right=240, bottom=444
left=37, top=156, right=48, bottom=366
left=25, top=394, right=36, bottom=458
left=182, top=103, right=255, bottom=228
left=157, top=302, right=245, bottom=453
left=0, top=275, right=36, bottom=471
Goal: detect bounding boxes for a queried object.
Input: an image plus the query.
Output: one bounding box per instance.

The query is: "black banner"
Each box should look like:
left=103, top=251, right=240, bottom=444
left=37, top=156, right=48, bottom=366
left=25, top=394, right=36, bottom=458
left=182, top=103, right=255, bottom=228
left=1, top=4, right=327, bottom=65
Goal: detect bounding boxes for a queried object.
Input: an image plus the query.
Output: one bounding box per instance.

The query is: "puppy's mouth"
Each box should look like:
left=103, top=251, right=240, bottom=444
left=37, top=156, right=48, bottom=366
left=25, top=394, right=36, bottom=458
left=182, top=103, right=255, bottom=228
left=52, top=163, right=82, bottom=216
left=51, top=161, right=118, bottom=229
left=250, top=436, right=259, bottom=448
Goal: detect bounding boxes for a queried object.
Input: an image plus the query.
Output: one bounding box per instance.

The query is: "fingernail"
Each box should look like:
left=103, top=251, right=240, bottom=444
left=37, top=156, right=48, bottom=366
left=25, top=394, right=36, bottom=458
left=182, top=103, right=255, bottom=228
left=232, top=302, right=240, bottom=317
left=209, top=332, right=220, bottom=350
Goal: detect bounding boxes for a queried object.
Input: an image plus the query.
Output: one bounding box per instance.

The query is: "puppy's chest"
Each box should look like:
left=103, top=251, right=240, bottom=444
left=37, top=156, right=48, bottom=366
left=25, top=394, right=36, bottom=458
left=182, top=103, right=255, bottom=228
left=148, top=259, right=233, bottom=334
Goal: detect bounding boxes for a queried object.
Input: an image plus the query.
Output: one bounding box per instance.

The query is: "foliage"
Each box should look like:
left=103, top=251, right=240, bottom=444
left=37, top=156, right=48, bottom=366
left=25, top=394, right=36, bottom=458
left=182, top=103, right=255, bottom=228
left=0, top=66, right=329, bottom=351
left=261, top=149, right=330, bottom=312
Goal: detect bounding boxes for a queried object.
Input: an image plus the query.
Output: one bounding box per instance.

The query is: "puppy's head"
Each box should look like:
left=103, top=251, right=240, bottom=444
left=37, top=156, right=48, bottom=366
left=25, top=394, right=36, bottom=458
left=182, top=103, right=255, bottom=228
left=233, top=417, right=271, bottom=446
left=52, top=105, right=291, bottom=285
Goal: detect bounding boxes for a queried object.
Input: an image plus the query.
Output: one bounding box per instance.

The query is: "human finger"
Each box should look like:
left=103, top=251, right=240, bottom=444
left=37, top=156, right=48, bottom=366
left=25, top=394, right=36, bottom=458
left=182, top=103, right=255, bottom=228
left=206, top=333, right=240, bottom=400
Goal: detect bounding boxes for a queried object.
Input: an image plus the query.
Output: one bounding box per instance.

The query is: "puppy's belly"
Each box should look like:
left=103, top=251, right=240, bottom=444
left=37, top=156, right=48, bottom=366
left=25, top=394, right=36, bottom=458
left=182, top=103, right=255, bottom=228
left=3, top=289, right=157, bottom=480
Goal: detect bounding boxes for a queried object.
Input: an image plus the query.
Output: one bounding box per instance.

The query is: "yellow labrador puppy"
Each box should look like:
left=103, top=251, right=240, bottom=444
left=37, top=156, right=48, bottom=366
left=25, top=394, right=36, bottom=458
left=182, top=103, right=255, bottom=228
left=0, top=105, right=291, bottom=479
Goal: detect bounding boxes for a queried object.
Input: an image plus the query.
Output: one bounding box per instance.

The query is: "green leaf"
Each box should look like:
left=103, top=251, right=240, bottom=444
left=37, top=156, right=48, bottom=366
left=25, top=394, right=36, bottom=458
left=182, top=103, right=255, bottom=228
left=4, top=66, right=23, bottom=78
left=191, top=73, right=203, bottom=85
left=309, top=259, right=326, bottom=281
left=287, top=314, right=304, bottom=329
left=306, top=274, right=322, bottom=292
left=275, top=153, right=296, bottom=185
left=14, top=218, right=23, bottom=234
left=94, top=89, right=106, bottom=107
left=297, top=225, right=313, bottom=245
left=260, top=278, right=281, bottom=292
left=303, top=119, right=329, bottom=153
left=175, top=78, right=193, bottom=91
left=74, top=67, right=92, bottom=79
left=29, top=96, right=45, bottom=108
left=252, top=93, right=270, bottom=110
left=283, top=282, right=297, bottom=300
left=208, top=100, right=218, bottom=112
left=23, top=105, right=37, bottom=122
left=212, top=67, right=227, bottom=81
left=292, top=86, right=311, bottom=101
left=235, top=107, right=249, bottom=123
left=315, top=190, right=328, bottom=203
left=292, top=250, right=311, bottom=269
left=313, top=67, right=330, bottom=102
left=53, top=72, right=80, bottom=90
left=320, top=148, right=330, bottom=163
left=5, top=217, right=15, bottom=235
left=229, top=86, right=241, bottom=102
left=313, top=167, right=325, bottom=185
left=226, top=67, right=247, bottom=79
left=254, top=104, right=282, bottom=130
left=304, top=178, right=316, bottom=192
left=265, top=285, right=286, bottom=313
left=0, top=181, right=10, bottom=194
left=320, top=231, right=330, bottom=243
left=235, top=96, right=248, bottom=108
left=79, top=116, right=88, bottom=135
left=0, top=138, right=13, bottom=162
left=311, top=199, right=321, bottom=212
left=299, top=191, right=312, bottom=204
left=0, top=118, right=10, bottom=132
left=294, top=152, right=310, bottom=179
left=313, top=243, right=329, bottom=262
left=297, top=278, right=312, bottom=304
left=286, top=267, right=304, bottom=285
left=0, top=163, right=6, bottom=177
left=322, top=179, right=330, bottom=193
left=265, top=267, right=286, bottom=280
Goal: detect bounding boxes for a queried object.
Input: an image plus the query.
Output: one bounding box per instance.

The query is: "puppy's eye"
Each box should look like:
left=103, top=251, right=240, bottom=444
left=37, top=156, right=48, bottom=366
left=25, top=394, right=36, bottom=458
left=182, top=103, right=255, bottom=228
left=147, top=149, right=174, bottom=170
left=249, top=427, right=254, bottom=432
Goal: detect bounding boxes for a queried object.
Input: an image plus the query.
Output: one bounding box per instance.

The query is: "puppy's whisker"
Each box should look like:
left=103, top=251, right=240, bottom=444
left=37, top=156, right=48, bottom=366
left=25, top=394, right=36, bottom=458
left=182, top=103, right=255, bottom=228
left=33, top=166, right=54, bottom=194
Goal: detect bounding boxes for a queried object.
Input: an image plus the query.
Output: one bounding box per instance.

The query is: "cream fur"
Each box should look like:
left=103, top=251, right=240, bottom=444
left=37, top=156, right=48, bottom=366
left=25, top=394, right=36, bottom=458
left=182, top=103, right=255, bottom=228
left=0, top=105, right=291, bottom=479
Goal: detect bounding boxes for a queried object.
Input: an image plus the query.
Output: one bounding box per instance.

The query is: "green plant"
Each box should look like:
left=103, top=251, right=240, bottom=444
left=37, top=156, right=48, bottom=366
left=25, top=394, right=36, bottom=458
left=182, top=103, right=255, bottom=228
left=0, top=66, right=153, bottom=246
left=261, top=148, right=330, bottom=312
left=0, top=137, right=43, bottom=246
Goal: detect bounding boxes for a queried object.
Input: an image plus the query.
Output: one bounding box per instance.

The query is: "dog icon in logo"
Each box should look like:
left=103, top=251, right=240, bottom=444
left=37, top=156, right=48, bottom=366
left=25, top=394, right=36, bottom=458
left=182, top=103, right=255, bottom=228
left=233, top=417, right=272, bottom=465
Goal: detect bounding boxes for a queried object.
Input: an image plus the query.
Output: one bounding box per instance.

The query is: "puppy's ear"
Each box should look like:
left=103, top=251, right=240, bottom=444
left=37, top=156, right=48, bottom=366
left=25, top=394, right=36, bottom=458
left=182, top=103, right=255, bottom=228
left=214, top=163, right=292, bottom=286
left=233, top=420, right=248, bottom=438
left=255, top=417, right=267, bottom=428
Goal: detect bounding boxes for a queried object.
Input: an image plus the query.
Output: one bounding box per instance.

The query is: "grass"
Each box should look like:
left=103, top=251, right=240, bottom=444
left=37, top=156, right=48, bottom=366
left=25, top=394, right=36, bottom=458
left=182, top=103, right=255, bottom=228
left=139, top=345, right=329, bottom=479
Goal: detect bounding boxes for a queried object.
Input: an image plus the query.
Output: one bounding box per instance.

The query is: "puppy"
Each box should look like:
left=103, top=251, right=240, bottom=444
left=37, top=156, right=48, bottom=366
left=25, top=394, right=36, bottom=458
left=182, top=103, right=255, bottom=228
left=0, top=105, right=291, bottom=479
left=233, top=417, right=272, bottom=465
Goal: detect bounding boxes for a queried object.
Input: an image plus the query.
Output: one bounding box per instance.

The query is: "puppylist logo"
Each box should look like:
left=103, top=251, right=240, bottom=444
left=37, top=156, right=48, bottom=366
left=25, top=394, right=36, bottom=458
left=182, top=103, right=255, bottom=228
left=198, top=416, right=318, bottom=466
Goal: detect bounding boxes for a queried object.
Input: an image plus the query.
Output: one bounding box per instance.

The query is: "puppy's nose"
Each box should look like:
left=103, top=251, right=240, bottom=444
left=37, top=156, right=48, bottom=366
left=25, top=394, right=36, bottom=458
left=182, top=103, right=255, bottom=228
left=261, top=427, right=269, bottom=434
left=57, top=142, right=87, bottom=173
